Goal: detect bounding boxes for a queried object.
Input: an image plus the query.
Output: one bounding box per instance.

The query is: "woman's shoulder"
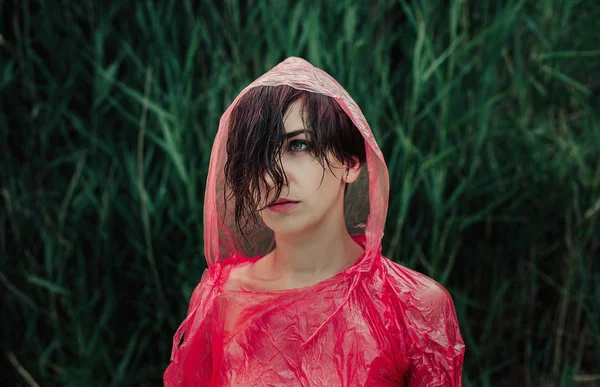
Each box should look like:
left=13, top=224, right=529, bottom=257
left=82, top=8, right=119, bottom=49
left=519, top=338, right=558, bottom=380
left=218, top=253, right=266, bottom=291
left=221, top=260, right=252, bottom=291
left=378, top=256, right=455, bottom=310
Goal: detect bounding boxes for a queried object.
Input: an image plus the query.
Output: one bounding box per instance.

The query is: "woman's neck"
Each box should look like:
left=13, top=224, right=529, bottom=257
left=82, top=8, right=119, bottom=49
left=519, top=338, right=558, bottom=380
left=263, top=208, right=364, bottom=289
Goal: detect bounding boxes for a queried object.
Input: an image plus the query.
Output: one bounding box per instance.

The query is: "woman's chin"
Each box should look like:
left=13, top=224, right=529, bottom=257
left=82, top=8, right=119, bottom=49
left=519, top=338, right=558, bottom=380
left=264, top=216, right=316, bottom=236
left=266, top=223, right=307, bottom=236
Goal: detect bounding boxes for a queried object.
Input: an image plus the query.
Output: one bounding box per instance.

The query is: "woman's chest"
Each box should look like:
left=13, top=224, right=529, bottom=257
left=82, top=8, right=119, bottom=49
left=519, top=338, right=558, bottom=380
left=211, top=292, right=409, bottom=386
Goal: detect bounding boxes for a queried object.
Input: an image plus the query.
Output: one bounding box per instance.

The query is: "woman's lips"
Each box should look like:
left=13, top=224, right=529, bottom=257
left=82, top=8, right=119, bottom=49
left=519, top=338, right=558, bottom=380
left=268, top=201, right=299, bottom=213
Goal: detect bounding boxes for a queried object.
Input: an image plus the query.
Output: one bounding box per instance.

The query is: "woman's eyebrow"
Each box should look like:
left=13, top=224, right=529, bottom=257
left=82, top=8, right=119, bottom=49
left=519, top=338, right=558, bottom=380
left=285, top=129, right=311, bottom=139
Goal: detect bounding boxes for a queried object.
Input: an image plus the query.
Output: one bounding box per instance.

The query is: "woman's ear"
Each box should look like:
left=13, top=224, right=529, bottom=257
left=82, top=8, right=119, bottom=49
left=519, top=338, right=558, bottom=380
left=344, top=156, right=361, bottom=184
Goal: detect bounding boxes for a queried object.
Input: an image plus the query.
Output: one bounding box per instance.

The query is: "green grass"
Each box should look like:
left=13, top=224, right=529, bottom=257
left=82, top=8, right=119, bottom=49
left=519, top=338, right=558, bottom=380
left=1, top=0, right=599, bottom=385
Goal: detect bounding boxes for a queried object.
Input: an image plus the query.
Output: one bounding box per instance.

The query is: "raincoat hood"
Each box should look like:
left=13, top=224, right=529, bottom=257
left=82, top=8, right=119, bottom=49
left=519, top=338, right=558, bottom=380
left=165, top=57, right=464, bottom=387
left=204, top=56, right=389, bottom=268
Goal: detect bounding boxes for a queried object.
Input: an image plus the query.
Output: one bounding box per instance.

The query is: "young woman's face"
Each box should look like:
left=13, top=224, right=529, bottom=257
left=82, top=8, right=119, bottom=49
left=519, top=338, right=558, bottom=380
left=258, top=100, right=356, bottom=235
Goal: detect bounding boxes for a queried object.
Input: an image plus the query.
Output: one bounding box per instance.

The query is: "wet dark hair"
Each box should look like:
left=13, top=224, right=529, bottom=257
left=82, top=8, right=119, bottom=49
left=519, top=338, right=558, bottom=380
left=224, top=85, right=366, bottom=235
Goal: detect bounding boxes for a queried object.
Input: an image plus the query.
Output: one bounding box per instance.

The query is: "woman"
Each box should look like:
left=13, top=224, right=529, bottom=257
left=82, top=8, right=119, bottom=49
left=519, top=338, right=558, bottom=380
left=165, top=57, right=465, bottom=386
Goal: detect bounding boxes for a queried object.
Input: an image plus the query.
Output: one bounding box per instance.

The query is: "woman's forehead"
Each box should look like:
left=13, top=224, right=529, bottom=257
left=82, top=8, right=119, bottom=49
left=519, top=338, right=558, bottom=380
left=283, top=100, right=312, bottom=135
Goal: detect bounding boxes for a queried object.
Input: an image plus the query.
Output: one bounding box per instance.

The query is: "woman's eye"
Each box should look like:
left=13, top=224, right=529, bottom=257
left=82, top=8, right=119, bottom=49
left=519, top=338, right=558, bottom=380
left=289, top=140, right=309, bottom=152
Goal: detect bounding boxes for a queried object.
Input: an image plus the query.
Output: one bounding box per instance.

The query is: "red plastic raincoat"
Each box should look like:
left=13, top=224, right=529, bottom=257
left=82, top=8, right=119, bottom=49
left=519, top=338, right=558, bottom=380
left=164, top=57, right=465, bottom=386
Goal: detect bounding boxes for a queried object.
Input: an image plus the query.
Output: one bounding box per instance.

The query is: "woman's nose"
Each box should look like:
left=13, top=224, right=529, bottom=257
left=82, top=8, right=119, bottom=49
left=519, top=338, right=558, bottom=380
left=262, top=163, right=292, bottom=194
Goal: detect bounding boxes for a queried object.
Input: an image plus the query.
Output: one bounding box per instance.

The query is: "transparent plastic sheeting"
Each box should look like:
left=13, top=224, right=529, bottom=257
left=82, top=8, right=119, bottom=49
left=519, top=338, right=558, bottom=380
left=164, top=58, right=465, bottom=386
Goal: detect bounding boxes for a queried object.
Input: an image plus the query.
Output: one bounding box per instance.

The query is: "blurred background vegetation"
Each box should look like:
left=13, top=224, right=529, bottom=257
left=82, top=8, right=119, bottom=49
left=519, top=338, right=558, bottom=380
left=1, top=0, right=599, bottom=386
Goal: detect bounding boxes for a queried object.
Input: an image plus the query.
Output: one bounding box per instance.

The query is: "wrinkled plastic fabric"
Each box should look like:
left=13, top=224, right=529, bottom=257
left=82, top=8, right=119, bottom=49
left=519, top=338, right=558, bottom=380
left=164, top=57, right=465, bottom=386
